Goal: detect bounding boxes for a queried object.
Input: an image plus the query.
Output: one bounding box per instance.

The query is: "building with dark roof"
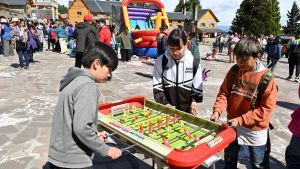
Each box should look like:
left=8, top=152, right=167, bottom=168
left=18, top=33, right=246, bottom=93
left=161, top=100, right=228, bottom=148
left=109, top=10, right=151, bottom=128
left=68, top=0, right=224, bottom=38
left=31, top=0, right=58, bottom=20
left=0, top=0, right=31, bottom=18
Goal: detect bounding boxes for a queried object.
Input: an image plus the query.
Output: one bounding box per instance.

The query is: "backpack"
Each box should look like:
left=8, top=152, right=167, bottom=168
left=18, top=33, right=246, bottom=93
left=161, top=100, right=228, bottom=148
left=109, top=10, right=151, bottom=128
left=161, top=54, right=200, bottom=77
left=229, top=64, right=274, bottom=108
left=50, top=31, right=57, bottom=40
left=230, top=64, right=275, bottom=169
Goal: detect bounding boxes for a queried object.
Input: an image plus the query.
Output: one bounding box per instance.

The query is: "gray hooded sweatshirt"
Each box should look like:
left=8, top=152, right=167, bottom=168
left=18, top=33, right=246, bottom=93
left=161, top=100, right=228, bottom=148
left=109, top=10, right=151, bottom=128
left=48, top=67, right=110, bottom=168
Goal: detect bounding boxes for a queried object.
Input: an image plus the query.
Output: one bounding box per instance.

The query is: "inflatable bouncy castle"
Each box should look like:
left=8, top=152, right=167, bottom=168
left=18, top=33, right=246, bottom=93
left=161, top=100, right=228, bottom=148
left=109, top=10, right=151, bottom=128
left=121, top=0, right=170, bottom=58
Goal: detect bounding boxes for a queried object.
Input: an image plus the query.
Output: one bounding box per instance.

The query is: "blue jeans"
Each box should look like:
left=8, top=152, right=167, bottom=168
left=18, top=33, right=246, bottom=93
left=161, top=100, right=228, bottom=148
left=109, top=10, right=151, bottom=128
left=17, top=49, right=29, bottom=68
left=286, top=135, right=300, bottom=169
left=224, top=139, right=266, bottom=169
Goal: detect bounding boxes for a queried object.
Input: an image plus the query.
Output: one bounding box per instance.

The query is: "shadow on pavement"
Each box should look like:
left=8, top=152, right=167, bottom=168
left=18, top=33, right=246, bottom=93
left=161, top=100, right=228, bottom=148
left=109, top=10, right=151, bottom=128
left=141, top=61, right=155, bottom=66
left=277, top=101, right=298, bottom=111
left=135, top=72, right=153, bottom=79
left=10, top=63, right=19, bottom=68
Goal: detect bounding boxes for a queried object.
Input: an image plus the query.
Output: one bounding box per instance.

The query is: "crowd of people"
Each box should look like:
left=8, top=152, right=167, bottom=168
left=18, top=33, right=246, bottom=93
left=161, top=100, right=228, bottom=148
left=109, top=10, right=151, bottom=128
left=1, top=14, right=299, bottom=169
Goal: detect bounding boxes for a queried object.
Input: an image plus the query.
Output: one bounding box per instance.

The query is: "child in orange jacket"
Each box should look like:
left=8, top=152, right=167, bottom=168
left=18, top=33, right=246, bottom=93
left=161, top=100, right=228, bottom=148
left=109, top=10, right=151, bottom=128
left=210, top=37, right=278, bottom=169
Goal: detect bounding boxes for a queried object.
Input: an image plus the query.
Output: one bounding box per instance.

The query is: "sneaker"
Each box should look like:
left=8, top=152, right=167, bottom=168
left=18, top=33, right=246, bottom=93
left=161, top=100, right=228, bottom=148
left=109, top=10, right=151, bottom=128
left=286, top=76, right=292, bottom=80
left=295, top=77, right=300, bottom=83
left=24, top=66, right=29, bottom=70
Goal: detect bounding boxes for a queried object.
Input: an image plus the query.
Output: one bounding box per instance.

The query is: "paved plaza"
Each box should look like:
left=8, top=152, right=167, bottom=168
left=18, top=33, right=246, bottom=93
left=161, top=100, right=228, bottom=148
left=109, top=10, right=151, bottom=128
left=0, top=45, right=298, bottom=169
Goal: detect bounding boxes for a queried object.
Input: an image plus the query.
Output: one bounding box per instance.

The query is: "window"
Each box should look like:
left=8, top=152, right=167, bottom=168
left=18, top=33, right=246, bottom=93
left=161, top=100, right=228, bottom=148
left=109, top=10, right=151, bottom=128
left=77, top=11, right=82, bottom=15
left=178, top=21, right=181, bottom=23
left=210, top=23, right=215, bottom=27
left=200, top=23, right=205, bottom=27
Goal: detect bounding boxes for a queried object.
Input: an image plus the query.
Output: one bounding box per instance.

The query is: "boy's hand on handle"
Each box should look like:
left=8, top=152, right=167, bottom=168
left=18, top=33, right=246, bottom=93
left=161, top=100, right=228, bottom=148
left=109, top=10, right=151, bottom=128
left=227, top=118, right=239, bottom=128
left=107, top=147, right=122, bottom=160
left=190, top=102, right=198, bottom=115
left=210, top=111, right=220, bottom=122
left=98, top=131, right=107, bottom=142
left=166, top=104, right=175, bottom=109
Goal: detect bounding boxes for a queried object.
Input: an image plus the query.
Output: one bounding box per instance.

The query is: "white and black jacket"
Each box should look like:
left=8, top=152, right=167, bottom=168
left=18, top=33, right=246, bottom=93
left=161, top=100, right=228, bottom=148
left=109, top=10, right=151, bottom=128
left=153, top=49, right=203, bottom=112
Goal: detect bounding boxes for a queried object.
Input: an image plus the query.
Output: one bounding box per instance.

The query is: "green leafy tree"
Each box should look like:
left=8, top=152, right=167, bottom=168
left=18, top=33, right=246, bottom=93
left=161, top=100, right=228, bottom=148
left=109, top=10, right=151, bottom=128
left=174, top=0, right=201, bottom=12
left=58, top=4, right=68, bottom=14
left=269, top=0, right=281, bottom=35
left=231, top=0, right=281, bottom=36
left=283, top=1, right=300, bottom=35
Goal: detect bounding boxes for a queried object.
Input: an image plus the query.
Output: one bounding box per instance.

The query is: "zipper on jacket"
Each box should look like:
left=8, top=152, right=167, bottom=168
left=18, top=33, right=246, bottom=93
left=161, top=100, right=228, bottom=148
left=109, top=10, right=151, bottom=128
left=175, top=61, right=179, bottom=109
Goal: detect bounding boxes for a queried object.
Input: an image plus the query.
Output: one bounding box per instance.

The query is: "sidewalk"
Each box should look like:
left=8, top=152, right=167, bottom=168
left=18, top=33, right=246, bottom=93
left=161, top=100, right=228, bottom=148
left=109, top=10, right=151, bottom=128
left=0, top=45, right=298, bottom=168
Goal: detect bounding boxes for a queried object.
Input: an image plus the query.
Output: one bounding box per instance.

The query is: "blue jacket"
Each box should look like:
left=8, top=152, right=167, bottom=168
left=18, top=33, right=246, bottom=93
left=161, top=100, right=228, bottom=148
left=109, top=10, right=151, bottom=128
left=56, top=26, right=67, bottom=39
left=2, top=24, right=12, bottom=41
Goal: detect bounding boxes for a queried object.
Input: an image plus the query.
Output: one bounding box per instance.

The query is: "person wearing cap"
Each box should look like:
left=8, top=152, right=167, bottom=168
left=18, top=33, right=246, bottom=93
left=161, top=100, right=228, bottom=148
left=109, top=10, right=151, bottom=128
left=1, top=17, right=14, bottom=57
left=73, top=14, right=99, bottom=68
left=97, top=18, right=111, bottom=46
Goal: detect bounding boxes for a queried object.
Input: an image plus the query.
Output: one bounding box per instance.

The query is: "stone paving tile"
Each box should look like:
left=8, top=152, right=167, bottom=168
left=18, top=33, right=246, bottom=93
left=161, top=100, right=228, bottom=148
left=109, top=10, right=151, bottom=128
left=0, top=46, right=298, bottom=169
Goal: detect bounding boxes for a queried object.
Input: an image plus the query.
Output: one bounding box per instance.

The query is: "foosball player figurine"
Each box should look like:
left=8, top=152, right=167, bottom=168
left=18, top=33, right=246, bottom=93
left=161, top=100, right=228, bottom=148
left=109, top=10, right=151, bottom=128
left=149, top=121, right=154, bottom=134
left=184, top=128, right=192, bottom=139
left=145, top=111, right=152, bottom=118
left=166, top=126, right=171, bottom=138
left=193, top=134, right=200, bottom=142
left=166, top=115, right=170, bottom=127
left=139, top=123, right=144, bottom=134
left=131, top=116, right=138, bottom=124
left=173, top=114, right=177, bottom=124
left=180, top=120, right=185, bottom=132
left=158, top=119, right=162, bottom=130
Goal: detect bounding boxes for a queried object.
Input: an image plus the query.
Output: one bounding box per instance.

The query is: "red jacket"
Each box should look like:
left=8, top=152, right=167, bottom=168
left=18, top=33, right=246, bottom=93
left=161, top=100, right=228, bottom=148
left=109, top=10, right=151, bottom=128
left=98, top=26, right=111, bottom=46
left=288, top=84, right=300, bottom=137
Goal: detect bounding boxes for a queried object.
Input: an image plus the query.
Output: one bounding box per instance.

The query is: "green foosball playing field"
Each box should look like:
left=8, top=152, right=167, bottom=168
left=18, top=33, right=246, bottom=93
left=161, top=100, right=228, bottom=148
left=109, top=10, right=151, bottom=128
left=107, top=105, right=217, bottom=150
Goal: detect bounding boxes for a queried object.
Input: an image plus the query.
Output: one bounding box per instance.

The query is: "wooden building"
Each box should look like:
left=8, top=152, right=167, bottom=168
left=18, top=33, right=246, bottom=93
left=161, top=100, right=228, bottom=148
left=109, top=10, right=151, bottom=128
left=167, top=9, right=225, bottom=39
left=68, top=0, right=120, bottom=25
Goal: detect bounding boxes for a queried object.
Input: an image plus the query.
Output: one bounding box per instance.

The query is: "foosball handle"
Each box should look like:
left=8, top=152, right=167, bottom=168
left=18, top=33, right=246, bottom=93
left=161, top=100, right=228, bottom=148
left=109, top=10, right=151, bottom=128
left=163, top=138, right=171, bottom=147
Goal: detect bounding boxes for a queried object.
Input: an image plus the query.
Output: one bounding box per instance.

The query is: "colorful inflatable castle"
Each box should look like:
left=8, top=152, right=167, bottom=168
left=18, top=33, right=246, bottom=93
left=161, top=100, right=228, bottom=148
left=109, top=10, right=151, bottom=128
left=122, top=0, right=170, bottom=58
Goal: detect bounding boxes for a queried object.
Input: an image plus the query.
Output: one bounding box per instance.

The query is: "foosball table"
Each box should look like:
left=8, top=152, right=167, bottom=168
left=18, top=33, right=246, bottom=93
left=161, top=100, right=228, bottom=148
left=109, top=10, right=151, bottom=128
left=98, top=96, right=236, bottom=168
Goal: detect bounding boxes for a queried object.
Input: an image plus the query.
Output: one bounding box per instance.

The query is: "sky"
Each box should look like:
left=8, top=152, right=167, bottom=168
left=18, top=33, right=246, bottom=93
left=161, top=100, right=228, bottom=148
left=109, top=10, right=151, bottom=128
left=60, top=0, right=296, bottom=26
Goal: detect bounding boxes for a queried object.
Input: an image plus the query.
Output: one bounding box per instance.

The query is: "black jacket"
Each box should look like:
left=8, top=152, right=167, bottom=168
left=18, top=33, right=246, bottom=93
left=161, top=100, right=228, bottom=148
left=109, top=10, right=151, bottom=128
left=74, top=22, right=99, bottom=52
left=153, top=50, right=203, bottom=113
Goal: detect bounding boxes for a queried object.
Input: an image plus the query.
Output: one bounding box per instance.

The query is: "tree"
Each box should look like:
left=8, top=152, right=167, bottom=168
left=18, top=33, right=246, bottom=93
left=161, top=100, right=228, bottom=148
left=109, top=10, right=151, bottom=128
left=269, top=0, right=281, bottom=35
left=283, top=1, right=300, bottom=35
left=174, top=0, right=201, bottom=12
left=58, top=4, right=68, bottom=14
left=231, top=0, right=281, bottom=36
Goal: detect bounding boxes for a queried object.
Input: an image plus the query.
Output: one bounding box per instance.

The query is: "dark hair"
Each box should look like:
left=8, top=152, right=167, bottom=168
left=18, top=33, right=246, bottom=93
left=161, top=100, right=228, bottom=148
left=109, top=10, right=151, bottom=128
left=159, top=24, right=168, bottom=31
left=97, top=18, right=105, bottom=24
left=82, top=42, right=118, bottom=71
left=233, top=37, right=262, bottom=58
left=167, top=28, right=187, bottom=47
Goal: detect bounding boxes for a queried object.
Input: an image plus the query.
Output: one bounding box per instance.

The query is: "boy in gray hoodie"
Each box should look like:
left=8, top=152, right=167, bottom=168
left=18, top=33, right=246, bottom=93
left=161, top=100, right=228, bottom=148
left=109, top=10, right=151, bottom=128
left=48, top=42, right=121, bottom=169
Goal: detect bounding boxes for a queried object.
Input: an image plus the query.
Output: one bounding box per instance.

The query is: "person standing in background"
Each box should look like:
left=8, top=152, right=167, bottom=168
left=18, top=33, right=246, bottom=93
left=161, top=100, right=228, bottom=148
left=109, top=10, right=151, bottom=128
left=119, top=27, right=132, bottom=62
